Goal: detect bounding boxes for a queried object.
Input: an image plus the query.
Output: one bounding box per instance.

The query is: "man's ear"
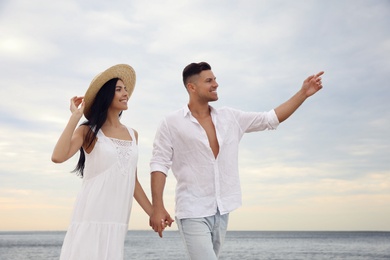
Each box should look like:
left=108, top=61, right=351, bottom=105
left=187, top=82, right=196, bottom=92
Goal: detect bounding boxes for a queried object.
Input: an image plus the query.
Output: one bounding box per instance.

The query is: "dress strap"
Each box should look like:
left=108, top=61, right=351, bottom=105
left=126, top=127, right=136, bottom=144
left=96, top=129, right=104, bottom=139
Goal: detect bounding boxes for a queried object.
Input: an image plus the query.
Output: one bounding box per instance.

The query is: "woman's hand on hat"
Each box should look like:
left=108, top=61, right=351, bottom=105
left=70, top=96, right=84, bottom=117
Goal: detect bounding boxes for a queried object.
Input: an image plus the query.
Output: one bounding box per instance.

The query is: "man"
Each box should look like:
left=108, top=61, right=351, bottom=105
left=149, top=62, right=323, bottom=259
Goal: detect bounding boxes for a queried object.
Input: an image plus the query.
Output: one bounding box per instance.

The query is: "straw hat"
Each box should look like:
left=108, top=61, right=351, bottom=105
left=83, top=64, right=136, bottom=120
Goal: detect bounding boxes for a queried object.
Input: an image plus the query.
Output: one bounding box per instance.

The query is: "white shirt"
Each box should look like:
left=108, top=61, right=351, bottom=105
left=150, top=105, right=279, bottom=219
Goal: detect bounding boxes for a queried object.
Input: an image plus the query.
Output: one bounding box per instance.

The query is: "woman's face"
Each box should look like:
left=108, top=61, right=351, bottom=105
left=110, top=79, right=129, bottom=111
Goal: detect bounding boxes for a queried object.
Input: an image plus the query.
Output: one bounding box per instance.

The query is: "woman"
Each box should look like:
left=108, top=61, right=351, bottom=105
left=52, top=64, right=161, bottom=259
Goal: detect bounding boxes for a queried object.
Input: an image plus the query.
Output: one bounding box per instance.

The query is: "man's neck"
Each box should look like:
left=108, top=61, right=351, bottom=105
left=188, top=101, right=210, bottom=118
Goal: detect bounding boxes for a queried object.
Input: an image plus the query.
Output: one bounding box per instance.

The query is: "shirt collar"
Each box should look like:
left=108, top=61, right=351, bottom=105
left=183, top=105, right=191, bottom=117
left=182, top=104, right=217, bottom=117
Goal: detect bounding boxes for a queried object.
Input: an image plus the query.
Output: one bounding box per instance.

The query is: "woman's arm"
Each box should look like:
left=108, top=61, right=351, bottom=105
left=132, top=130, right=153, bottom=215
left=51, top=96, right=85, bottom=163
left=133, top=171, right=153, bottom=216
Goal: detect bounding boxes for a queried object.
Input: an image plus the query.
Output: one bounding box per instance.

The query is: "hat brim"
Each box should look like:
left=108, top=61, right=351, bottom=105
left=83, top=64, right=136, bottom=120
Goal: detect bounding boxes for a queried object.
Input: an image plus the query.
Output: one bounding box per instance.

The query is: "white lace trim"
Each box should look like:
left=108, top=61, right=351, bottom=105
left=109, top=138, right=133, bottom=175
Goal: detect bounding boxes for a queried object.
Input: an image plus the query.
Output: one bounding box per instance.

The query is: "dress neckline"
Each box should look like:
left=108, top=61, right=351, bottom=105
left=100, top=128, right=133, bottom=142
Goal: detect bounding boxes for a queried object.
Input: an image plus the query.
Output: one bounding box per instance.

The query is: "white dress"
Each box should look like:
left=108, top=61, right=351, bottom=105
left=60, top=128, right=137, bottom=260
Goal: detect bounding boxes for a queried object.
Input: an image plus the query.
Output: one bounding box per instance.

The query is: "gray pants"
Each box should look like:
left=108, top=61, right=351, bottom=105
left=176, top=211, right=229, bottom=260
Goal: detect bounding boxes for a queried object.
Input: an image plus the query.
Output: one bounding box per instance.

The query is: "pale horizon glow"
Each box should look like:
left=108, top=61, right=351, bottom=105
left=0, top=0, right=389, bottom=232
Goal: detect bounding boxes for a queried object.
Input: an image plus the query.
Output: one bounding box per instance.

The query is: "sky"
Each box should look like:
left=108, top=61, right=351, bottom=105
left=0, top=0, right=389, bottom=232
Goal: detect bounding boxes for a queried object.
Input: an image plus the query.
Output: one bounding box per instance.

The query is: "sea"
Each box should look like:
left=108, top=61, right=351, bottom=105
left=0, top=230, right=389, bottom=260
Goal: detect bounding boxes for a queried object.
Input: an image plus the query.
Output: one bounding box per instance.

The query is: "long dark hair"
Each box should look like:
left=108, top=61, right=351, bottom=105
left=72, top=78, right=122, bottom=177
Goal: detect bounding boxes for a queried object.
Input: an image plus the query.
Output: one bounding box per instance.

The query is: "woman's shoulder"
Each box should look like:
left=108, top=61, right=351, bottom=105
left=125, top=126, right=138, bottom=141
left=72, top=124, right=89, bottom=136
left=77, top=124, right=93, bottom=136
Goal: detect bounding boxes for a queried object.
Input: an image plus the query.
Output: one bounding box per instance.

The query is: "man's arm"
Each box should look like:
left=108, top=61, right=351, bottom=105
left=274, top=71, right=324, bottom=123
left=150, top=171, right=173, bottom=238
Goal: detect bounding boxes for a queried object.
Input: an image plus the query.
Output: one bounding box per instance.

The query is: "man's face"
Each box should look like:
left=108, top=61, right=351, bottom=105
left=191, top=70, right=219, bottom=102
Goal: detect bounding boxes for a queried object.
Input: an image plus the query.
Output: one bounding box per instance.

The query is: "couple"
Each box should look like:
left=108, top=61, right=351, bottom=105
left=52, top=62, right=324, bottom=260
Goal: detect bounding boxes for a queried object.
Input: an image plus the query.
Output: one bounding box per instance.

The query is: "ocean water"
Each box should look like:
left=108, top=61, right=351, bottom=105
left=0, top=230, right=389, bottom=260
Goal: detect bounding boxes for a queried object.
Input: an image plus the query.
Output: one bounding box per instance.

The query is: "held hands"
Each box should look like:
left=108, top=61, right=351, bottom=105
left=70, top=96, right=84, bottom=117
left=301, top=71, right=324, bottom=97
left=149, top=207, right=174, bottom=238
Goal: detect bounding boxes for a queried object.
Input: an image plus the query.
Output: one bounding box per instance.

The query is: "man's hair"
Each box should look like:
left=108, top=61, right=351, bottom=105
left=182, top=62, right=211, bottom=87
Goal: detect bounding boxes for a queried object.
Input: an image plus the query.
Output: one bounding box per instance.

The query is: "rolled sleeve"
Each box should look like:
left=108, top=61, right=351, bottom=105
left=150, top=119, right=173, bottom=176
left=230, top=108, right=280, bottom=133
left=265, top=109, right=280, bottom=130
